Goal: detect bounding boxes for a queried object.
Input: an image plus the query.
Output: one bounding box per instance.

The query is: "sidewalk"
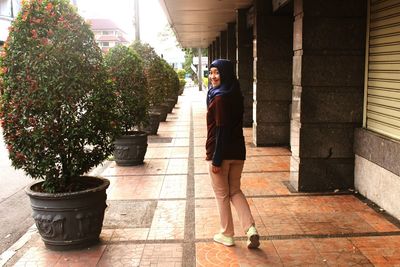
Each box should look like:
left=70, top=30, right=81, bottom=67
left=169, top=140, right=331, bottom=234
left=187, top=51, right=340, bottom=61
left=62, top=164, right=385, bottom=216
left=5, top=86, right=400, bottom=266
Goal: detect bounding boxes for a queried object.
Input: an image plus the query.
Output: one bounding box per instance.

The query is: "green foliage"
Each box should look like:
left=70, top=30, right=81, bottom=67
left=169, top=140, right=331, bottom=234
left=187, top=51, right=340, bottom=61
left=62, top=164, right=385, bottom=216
left=0, top=0, right=118, bottom=193
left=160, top=58, right=179, bottom=99
left=176, top=69, right=186, bottom=80
left=104, top=45, right=149, bottom=133
left=182, top=48, right=208, bottom=79
left=183, top=48, right=195, bottom=78
left=202, top=77, right=209, bottom=88
left=176, top=69, right=186, bottom=91
left=179, top=79, right=186, bottom=89
left=131, top=41, right=167, bottom=107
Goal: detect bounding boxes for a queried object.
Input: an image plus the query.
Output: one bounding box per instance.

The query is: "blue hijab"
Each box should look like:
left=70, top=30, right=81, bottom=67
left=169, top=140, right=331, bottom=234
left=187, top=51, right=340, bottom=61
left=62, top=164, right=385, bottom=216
left=206, top=59, right=238, bottom=106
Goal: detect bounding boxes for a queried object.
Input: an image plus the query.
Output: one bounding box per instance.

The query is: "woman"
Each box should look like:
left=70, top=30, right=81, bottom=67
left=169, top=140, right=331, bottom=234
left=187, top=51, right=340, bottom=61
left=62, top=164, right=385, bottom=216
left=206, top=59, right=260, bottom=249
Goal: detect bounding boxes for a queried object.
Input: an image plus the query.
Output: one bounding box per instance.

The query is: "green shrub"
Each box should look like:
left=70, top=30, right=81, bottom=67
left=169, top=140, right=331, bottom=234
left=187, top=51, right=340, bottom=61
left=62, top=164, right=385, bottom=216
left=203, top=77, right=209, bottom=88
left=176, top=69, right=186, bottom=80
left=104, top=45, right=149, bottom=133
left=130, top=41, right=167, bottom=107
left=160, top=59, right=179, bottom=99
left=179, top=79, right=186, bottom=88
left=0, top=0, right=117, bottom=193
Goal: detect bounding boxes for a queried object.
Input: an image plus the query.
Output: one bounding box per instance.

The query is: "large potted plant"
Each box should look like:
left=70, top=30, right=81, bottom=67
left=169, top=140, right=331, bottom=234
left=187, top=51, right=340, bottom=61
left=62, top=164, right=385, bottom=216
left=176, top=69, right=186, bottom=95
left=0, top=0, right=117, bottom=250
left=131, top=41, right=169, bottom=123
left=104, top=45, right=149, bottom=165
left=160, top=59, right=180, bottom=113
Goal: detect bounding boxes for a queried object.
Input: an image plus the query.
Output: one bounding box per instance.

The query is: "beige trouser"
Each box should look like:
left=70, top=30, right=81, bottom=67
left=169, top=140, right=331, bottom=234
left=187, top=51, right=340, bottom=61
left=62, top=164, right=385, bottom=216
left=208, top=160, right=255, bottom=237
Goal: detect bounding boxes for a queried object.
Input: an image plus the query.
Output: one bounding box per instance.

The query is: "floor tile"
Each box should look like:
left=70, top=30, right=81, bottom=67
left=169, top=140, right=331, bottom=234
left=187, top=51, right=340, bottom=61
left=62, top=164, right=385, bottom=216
left=140, top=243, right=183, bottom=267
left=14, top=245, right=106, bottom=267
left=196, top=241, right=282, bottom=266
left=110, top=228, right=149, bottom=241
left=148, top=200, right=186, bottom=240
left=96, top=244, right=145, bottom=267
left=351, top=236, right=400, bottom=265
left=159, top=175, right=187, bottom=199
left=106, top=176, right=164, bottom=200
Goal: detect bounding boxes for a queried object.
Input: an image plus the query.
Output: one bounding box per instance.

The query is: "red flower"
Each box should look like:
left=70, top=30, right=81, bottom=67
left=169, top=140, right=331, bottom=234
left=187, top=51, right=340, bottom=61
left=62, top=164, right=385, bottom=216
left=45, top=3, right=53, bottom=12
left=31, top=29, right=38, bottom=39
left=0, top=67, right=7, bottom=74
left=22, top=11, right=28, bottom=21
left=6, top=144, right=13, bottom=153
left=16, top=152, right=26, bottom=162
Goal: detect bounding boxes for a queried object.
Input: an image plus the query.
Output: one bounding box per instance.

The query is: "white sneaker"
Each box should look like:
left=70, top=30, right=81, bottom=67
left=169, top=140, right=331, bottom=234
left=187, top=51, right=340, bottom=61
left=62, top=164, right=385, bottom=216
left=246, top=226, right=260, bottom=249
left=213, top=233, right=235, bottom=246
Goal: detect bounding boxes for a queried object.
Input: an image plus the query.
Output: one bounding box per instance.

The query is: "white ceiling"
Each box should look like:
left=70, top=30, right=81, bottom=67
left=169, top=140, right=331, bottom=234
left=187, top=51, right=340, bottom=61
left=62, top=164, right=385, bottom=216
left=159, top=0, right=253, bottom=48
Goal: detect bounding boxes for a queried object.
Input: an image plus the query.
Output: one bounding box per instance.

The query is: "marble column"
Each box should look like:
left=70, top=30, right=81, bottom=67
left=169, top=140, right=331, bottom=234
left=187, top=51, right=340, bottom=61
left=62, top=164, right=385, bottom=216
left=290, top=0, right=366, bottom=191
left=252, top=0, right=293, bottom=146
left=237, top=8, right=253, bottom=127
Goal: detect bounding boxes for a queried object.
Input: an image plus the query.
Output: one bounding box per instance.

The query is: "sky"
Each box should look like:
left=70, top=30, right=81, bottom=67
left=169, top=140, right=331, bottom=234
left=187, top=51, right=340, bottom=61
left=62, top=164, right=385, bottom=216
left=76, top=0, right=184, bottom=64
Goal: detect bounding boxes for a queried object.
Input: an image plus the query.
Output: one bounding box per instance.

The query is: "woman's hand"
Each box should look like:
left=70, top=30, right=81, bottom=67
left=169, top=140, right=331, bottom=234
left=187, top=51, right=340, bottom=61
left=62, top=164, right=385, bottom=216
left=212, top=165, right=221, bottom=173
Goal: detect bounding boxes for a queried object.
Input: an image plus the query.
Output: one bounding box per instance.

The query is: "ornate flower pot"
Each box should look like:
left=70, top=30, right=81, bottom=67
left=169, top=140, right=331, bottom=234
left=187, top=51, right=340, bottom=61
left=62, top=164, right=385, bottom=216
left=141, top=112, right=161, bottom=135
left=25, top=176, right=110, bottom=251
left=114, top=131, right=148, bottom=166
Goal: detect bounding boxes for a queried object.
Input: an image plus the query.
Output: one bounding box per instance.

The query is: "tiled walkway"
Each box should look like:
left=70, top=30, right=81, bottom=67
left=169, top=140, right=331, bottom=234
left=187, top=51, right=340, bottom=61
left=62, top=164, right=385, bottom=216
left=9, top=86, right=400, bottom=266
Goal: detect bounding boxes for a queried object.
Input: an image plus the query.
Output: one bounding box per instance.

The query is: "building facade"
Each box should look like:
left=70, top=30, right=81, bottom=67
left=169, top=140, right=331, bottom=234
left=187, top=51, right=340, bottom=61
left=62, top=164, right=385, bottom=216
left=88, top=18, right=129, bottom=53
left=0, top=0, right=20, bottom=44
left=160, top=0, right=400, bottom=220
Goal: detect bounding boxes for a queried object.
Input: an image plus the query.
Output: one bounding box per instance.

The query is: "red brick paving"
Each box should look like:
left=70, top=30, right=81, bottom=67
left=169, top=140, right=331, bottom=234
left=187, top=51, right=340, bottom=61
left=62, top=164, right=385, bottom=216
left=10, top=86, right=400, bottom=266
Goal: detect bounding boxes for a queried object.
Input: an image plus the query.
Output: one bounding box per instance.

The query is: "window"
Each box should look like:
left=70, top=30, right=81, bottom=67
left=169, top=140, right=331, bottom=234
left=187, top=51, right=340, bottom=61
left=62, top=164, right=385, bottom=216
left=101, top=42, right=109, bottom=47
left=0, top=0, right=12, bottom=17
left=102, top=31, right=113, bottom=35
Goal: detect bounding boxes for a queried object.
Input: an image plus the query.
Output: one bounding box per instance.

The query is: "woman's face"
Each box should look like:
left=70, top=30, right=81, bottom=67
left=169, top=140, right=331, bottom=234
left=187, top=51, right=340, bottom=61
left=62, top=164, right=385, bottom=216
left=209, top=67, right=221, bottom=88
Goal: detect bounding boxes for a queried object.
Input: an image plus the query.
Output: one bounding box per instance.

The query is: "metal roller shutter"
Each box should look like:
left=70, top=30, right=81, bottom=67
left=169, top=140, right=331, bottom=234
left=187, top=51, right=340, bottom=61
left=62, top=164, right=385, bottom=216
left=366, top=0, right=400, bottom=140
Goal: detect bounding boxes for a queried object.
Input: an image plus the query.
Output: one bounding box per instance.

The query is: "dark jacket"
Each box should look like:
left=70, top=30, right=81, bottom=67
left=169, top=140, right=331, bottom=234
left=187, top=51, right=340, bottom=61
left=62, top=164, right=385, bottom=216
left=206, top=80, right=246, bottom=166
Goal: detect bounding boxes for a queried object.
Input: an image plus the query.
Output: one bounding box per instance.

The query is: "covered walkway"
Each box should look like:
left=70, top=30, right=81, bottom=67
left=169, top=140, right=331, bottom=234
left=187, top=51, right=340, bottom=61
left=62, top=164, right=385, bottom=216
left=7, top=86, right=400, bottom=266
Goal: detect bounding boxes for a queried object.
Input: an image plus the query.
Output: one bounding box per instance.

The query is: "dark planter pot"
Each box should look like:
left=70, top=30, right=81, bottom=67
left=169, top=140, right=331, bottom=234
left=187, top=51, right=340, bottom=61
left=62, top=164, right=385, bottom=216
left=166, top=98, right=176, bottom=113
left=25, top=176, right=110, bottom=251
left=178, top=86, right=184, bottom=95
left=151, top=105, right=168, bottom=122
left=141, top=112, right=161, bottom=135
left=114, top=131, right=148, bottom=166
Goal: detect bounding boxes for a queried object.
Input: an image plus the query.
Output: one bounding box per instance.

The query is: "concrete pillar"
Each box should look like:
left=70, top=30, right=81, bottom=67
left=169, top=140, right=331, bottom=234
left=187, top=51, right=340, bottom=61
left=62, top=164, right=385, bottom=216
left=252, top=0, right=293, bottom=146
left=212, top=41, right=216, bottom=61
left=215, top=37, right=221, bottom=59
left=208, top=45, right=212, bottom=71
left=220, top=30, right=227, bottom=59
left=227, top=22, right=236, bottom=74
left=290, top=0, right=366, bottom=192
left=237, top=8, right=253, bottom=127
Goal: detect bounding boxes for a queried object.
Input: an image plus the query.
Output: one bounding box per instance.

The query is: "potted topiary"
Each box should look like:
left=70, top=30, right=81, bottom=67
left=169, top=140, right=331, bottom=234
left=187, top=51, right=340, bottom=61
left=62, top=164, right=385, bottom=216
left=131, top=41, right=169, bottom=123
left=160, top=59, right=180, bottom=112
left=104, top=45, right=149, bottom=166
left=0, top=0, right=118, bottom=250
left=176, top=69, right=186, bottom=95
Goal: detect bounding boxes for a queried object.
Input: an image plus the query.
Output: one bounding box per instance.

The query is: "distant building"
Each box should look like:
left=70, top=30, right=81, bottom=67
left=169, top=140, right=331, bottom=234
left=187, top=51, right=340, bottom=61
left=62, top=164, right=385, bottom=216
left=88, top=18, right=129, bottom=53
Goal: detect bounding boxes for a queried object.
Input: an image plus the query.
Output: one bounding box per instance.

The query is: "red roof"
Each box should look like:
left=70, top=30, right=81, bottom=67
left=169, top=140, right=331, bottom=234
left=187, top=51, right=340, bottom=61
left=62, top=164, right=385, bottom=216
left=87, top=18, right=126, bottom=33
